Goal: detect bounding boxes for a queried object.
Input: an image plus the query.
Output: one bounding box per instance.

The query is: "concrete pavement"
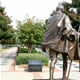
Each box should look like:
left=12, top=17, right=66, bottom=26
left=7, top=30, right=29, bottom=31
left=0, top=47, right=18, bottom=71
left=0, top=71, right=80, bottom=80
left=0, top=47, right=80, bottom=80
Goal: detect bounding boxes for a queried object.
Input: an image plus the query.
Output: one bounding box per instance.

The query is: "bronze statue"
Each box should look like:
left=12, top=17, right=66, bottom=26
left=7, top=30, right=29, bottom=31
left=42, top=4, right=79, bottom=80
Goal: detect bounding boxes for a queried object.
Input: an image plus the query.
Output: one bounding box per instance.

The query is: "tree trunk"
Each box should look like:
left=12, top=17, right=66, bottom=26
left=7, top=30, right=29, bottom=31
left=28, top=44, right=32, bottom=53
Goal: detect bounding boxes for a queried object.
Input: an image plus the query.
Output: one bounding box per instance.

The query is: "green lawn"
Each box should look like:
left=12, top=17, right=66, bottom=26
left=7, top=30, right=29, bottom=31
left=0, top=48, right=8, bottom=54
left=0, top=49, right=5, bottom=53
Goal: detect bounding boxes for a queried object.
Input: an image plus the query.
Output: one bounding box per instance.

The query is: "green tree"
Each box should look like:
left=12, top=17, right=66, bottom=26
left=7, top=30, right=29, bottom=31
left=63, top=0, right=80, bottom=31
left=0, top=5, right=16, bottom=44
left=16, top=17, right=46, bottom=52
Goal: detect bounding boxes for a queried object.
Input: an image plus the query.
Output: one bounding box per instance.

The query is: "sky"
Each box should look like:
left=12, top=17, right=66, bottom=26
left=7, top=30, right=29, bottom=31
left=0, top=0, right=72, bottom=28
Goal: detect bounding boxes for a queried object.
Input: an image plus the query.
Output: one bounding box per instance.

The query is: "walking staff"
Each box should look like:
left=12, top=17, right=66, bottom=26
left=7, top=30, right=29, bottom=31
left=78, top=25, right=80, bottom=72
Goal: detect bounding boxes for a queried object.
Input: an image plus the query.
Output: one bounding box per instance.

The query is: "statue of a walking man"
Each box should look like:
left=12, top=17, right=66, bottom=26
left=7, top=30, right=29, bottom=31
left=42, top=4, right=79, bottom=80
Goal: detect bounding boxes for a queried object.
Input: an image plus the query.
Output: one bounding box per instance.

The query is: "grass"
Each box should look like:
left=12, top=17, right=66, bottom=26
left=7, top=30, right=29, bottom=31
left=0, top=48, right=8, bottom=54
left=0, top=49, right=5, bottom=53
left=16, top=53, right=49, bottom=66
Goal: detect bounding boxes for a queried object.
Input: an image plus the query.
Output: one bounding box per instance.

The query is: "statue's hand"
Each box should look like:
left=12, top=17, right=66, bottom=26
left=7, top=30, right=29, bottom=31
left=69, top=34, right=75, bottom=42
left=61, top=34, right=67, bottom=41
left=42, top=46, right=46, bottom=52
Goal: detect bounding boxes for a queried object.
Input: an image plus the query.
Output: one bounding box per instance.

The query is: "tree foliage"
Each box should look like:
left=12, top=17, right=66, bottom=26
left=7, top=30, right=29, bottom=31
left=0, top=5, right=16, bottom=44
left=63, top=0, right=80, bottom=31
left=16, top=17, right=46, bottom=52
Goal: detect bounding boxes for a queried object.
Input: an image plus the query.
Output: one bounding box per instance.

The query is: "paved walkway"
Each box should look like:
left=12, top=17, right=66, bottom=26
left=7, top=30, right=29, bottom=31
left=0, top=47, right=80, bottom=80
left=14, top=60, right=80, bottom=80
left=0, top=71, right=80, bottom=80
left=0, top=47, right=18, bottom=71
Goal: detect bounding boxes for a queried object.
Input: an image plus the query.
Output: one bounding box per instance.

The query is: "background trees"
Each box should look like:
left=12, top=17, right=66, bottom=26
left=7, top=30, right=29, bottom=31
left=63, top=0, right=80, bottom=31
left=0, top=5, right=16, bottom=44
left=16, top=17, right=46, bottom=52
left=0, top=0, right=80, bottom=47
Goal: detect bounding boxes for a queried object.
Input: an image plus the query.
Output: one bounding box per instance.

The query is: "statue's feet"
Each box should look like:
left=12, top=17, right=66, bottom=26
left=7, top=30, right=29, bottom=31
left=49, top=78, right=53, bottom=80
left=62, top=77, right=68, bottom=80
left=49, top=77, right=54, bottom=80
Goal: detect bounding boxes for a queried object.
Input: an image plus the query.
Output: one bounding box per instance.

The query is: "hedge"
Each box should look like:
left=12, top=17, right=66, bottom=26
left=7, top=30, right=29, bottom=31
left=17, top=47, right=38, bottom=53
left=16, top=53, right=48, bottom=66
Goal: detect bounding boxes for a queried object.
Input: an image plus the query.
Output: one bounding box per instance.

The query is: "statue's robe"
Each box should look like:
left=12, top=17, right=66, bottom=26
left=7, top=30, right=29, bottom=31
left=42, top=11, right=79, bottom=60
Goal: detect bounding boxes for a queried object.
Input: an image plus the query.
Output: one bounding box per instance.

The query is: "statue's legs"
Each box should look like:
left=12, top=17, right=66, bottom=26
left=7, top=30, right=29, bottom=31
left=62, top=54, right=68, bottom=80
left=49, top=49, right=57, bottom=80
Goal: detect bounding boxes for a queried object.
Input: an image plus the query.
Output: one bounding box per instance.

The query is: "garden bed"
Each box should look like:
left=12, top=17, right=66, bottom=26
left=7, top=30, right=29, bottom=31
left=16, top=53, right=49, bottom=66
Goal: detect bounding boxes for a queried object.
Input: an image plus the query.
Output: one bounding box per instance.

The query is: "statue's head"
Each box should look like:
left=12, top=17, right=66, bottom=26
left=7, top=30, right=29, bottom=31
left=56, top=3, right=64, bottom=12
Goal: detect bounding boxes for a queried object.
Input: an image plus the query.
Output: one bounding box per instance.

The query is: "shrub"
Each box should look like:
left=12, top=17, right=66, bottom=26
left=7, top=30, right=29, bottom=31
left=31, top=49, right=38, bottom=53
left=17, top=47, right=28, bottom=53
left=16, top=53, right=48, bottom=66
left=17, top=47, right=38, bottom=53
